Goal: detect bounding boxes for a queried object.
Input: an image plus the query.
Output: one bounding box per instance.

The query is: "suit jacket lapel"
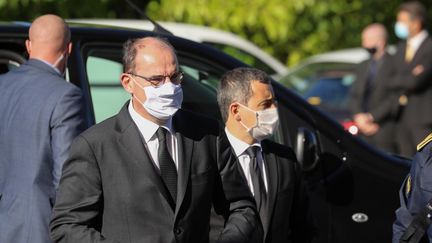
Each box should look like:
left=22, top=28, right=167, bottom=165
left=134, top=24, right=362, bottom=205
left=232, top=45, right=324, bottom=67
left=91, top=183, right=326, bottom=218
left=411, top=37, right=430, bottom=64
left=174, top=131, right=193, bottom=215
left=116, top=102, right=175, bottom=209
left=262, top=143, right=279, bottom=237
left=172, top=110, right=194, bottom=216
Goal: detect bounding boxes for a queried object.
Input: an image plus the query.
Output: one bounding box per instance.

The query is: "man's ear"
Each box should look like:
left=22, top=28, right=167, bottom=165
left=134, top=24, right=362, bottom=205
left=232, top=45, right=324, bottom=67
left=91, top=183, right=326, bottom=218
left=67, top=42, right=72, bottom=55
left=25, top=40, right=31, bottom=55
left=229, top=103, right=241, bottom=121
left=121, top=73, right=133, bottom=94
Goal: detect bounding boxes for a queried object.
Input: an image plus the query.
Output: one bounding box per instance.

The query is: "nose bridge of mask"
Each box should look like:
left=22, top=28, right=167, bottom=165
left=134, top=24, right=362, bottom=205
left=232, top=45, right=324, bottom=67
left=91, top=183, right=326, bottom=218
left=257, top=107, right=279, bottom=122
left=238, top=102, right=279, bottom=124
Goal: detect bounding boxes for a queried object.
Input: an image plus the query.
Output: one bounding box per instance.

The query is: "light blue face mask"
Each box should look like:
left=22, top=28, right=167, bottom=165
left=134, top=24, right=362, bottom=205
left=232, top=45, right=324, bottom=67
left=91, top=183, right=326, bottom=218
left=395, top=22, right=410, bottom=40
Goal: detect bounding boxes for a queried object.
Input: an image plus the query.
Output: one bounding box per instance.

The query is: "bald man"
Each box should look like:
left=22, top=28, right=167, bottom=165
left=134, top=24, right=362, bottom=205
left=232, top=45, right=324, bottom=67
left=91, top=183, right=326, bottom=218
left=49, top=37, right=261, bottom=243
left=0, top=15, right=85, bottom=243
left=348, top=23, right=398, bottom=153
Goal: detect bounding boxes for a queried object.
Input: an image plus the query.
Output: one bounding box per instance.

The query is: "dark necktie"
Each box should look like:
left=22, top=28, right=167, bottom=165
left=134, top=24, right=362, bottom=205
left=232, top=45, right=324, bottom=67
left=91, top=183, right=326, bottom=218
left=246, top=146, right=268, bottom=228
left=156, top=127, right=178, bottom=205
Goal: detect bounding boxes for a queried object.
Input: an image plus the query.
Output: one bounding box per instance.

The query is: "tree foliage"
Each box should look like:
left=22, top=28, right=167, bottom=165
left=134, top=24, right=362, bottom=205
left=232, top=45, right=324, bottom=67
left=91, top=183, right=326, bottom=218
left=147, top=0, right=432, bottom=66
left=1, top=0, right=432, bottom=66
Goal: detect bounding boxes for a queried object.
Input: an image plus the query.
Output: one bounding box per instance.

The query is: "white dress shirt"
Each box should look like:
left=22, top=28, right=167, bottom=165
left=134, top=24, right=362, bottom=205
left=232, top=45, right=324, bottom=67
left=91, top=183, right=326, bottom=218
left=225, top=127, right=268, bottom=195
left=408, top=30, right=429, bottom=56
left=128, top=100, right=179, bottom=170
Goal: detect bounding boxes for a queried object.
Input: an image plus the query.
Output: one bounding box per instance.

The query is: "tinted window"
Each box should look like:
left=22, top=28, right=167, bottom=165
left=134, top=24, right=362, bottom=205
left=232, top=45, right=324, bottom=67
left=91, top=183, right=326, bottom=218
left=279, top=62, right=356, bottom=120
left=0, top=49, right=26, bottom=74
left=86, top=54, right=129, bottom=123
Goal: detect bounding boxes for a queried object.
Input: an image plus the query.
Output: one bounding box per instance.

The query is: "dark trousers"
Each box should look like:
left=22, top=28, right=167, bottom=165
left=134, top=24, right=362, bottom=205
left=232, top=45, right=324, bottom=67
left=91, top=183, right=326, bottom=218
left=361, top=121, right=397, bottom=154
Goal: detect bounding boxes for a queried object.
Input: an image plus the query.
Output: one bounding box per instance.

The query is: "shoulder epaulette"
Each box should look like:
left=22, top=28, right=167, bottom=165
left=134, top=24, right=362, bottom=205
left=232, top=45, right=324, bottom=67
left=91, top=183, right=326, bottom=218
left=417, top=133, right=432, bottom=151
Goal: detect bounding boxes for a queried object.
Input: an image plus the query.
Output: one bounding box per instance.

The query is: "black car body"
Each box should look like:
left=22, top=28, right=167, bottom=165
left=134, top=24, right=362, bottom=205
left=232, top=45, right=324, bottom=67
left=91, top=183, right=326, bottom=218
left=0, top=23, right=411, bottom=243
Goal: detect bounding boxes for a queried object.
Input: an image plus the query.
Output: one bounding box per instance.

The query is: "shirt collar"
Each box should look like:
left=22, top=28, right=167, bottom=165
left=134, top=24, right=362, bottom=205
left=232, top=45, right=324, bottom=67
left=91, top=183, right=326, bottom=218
left=128, top=100, right=174, bottom=142
left=225, top=127, right=261, bottom=157
left=408, top=30, right=429, bottom=51
left=37, top=58, right=62, bottom=75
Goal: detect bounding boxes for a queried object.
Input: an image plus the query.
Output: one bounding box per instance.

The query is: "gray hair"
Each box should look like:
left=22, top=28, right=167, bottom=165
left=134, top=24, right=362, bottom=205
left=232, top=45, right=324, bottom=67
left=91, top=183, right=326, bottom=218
left=122, top=37, right=176, bottom=73
left=217, top=67, right=272, bottom=122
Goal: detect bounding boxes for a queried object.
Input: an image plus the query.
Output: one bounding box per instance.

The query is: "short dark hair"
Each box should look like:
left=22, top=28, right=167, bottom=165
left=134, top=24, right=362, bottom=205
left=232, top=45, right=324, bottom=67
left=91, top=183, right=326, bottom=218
left=217, top=67, right=272, bottom=122
left=122, top=37, right=176, bottom=73
left=399, top=1, right=428, bottom=29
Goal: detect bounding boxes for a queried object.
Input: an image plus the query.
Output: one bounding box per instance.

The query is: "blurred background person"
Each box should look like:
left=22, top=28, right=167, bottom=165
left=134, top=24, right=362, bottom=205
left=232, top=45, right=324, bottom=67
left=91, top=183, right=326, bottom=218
left=349, top=23, right=398, bottom=153
left=391, top=1, right=432, bottom=157
left=0, top=14, right=86, bottom=243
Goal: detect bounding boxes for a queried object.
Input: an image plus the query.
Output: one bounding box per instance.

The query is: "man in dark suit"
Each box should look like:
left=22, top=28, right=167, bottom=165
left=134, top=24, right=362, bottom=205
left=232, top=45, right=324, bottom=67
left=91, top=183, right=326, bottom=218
left=348, top=23, right=398, bottom=153
left=49, top=37, right=261, bottom=243
left=215, top=67, right=315, bottom=243
left=391, top=1, right=432, bottom=157
left=0, top=15, right=86, bottom=243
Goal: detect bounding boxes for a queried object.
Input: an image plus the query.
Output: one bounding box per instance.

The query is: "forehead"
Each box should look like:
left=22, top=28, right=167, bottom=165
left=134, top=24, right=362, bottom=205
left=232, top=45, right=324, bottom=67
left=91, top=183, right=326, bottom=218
left=397, top=11, right=411, bottom=21
left=250, top=80, right=273, bottom=99
left=134, top=42, right=177, bottom=73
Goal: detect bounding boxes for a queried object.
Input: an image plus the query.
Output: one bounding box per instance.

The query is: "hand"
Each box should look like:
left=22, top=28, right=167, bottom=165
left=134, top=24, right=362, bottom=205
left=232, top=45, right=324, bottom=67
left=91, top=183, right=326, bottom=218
left=353, top=113, right=379, bottom=136
left=412, top=65, right=424, bottom=76
left=361, top=122, right=379, bottom=136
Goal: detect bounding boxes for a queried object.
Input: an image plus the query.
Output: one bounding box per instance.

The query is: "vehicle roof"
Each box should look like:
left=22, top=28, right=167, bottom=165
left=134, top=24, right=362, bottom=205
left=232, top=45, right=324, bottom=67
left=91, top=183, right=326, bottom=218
left=305, top=48, right=370, bottom=65
left=301, top=45, right=398, bottom=65
left=0, top=23, right=247, bottom=71
left=67, top=19, right=288, bottom=75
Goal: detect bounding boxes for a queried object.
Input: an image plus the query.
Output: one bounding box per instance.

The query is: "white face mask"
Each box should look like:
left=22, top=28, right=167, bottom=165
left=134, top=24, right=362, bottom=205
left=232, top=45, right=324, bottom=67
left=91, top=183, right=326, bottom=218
left=238, top=103, right=279, bottom=141
left=132, top=77, right=183, bottom=120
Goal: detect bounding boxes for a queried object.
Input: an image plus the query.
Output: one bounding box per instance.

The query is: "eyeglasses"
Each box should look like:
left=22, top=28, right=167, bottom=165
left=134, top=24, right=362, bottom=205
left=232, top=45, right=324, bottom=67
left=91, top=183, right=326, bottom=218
left=128, top=71, right=184, bottom=87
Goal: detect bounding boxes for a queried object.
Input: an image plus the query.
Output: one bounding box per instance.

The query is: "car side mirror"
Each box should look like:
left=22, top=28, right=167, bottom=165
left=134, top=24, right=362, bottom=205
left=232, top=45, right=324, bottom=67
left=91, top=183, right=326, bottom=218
left=295, top=127, right=319, bottom=172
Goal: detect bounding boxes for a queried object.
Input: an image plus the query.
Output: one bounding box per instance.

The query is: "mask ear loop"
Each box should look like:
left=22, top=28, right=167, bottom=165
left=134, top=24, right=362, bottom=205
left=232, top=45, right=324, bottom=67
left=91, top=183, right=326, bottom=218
left=237, top=102, right=259, bottom=131
left=129, top=75, right=147, bottom=105
left=52, top=53, right=64, bottom=67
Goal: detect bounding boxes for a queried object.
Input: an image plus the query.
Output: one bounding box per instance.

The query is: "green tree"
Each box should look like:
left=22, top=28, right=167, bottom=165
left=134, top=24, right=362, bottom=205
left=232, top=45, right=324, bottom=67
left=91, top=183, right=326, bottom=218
left=146, top=0, right=432, bottom=66
left=1, top=0, right=432, bottom=66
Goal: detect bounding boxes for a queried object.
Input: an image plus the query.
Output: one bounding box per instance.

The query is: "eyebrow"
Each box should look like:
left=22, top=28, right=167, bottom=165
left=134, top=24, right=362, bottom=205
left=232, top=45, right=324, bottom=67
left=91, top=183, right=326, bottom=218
left=257, top=98, right=275, bottom=106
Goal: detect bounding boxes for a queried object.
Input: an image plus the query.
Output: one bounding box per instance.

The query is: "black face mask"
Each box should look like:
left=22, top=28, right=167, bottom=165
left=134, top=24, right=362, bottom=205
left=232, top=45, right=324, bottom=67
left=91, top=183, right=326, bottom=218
left=365, top=47, right=377, bottom=55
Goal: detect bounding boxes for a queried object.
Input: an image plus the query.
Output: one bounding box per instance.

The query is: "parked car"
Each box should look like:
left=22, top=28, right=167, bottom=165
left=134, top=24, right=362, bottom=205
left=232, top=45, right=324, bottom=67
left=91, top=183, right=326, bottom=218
left=280, top=47, right=397, bottom=135
left=66, top=19, right=288, bottom=79
left=0, top=23, right=409, bottom=243
left=279, top=48, right=369, bottom=135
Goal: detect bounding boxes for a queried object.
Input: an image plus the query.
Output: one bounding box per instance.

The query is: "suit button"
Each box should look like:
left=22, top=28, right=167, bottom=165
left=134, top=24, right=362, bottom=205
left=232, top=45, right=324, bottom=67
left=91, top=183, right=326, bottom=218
left=174, top=228, right=182, bottom=235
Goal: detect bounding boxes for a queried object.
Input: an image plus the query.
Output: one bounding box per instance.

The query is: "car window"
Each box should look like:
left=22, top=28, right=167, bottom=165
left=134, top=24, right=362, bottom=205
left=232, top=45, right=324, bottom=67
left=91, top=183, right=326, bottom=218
left=280, top=62, right=356, bottom=111
left=0, top=49, right=26, bottom=74
left=203, top=42, right=276, bottom=75
left=86, top=54, right=129, bottom=123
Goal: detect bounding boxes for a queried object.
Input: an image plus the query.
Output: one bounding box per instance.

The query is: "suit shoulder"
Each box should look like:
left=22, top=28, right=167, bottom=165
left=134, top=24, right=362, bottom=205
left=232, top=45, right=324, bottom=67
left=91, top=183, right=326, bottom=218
left=417, top=37, right=432, bottom=52
left=174, top=109, right=221, bottom=136
left=262, top=139, right=297, bottom=161
left=79, top=116, right=117, bottom=141
left=417, top=133, right=432, bottom=151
